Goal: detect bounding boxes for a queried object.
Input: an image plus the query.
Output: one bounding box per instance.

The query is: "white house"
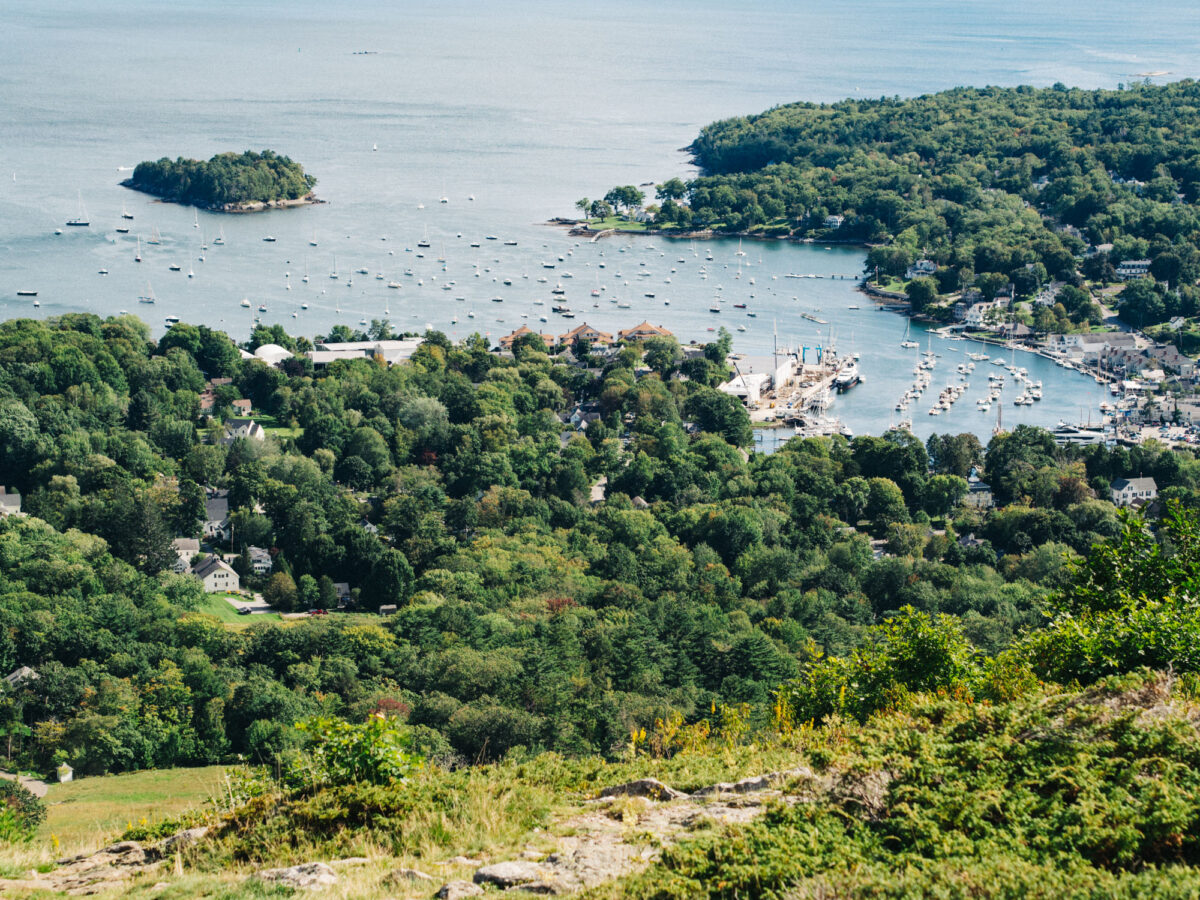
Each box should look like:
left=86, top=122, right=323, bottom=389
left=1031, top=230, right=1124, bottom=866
left=1110, top=476, right=1158, bottom=508
left=963, top=301, right=1000, bottom=329
left=224, top=418, right=266, bottom=443
left=0, top=487, right=21, bottom=518
left=171, top=537, right=200, bottom=574
left=824, top=215, right=844, bottom=230
left=247, top=545, right=273, bottom=575
left=191, top=556, right=240, bottom=593
left=906, top=259, right=938, bottom=280
left=204, top=495, right=230, bottom=541
left=1116, top=259, right=1151, bottom=279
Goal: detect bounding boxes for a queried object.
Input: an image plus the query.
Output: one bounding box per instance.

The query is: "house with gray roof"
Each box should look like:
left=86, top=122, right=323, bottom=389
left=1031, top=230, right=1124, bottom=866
left=1111, top=477, right=1157, bottom=508
left=191, top=556, right=240, bottom=593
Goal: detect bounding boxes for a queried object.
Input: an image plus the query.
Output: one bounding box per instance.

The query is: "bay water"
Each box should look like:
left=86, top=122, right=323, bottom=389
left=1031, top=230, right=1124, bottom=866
left=2, top=0, right=1197, bottom=440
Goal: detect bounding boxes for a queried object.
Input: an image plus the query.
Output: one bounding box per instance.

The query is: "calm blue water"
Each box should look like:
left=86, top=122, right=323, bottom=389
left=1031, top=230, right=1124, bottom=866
left=2, top=0, right=1196, bottom=440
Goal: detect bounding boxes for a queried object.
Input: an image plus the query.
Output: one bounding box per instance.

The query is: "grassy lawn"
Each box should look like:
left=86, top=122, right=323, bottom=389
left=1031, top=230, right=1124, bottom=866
left=584, top=216, right=648, bottom=232
left=38, top=766, right=229, bottom=852
left=252, top=413, right=302, bottom=440
left=196, top=592, right=280, bottom=625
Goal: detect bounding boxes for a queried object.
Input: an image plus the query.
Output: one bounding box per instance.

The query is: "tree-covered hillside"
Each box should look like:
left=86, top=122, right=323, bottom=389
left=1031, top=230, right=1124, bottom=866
left=2, top=313, right=1199, bottom=786
left=124, top=150, right=316, bottom=208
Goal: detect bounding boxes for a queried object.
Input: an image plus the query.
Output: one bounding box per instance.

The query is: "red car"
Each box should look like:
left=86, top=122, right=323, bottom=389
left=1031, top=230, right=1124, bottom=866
left=308, top=608, right=327, bottom=616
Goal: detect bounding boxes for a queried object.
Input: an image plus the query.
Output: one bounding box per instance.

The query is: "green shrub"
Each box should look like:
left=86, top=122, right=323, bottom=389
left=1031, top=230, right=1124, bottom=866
left=0, top=778, right=45, bottom=842
left=285, top=715, right=422, bottom=793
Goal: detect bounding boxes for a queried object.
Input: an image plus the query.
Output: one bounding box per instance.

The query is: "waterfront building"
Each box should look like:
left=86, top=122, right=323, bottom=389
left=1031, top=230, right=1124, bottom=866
left=499, top=325, right=556, bottom=349
left=905, top=259, right=938, bottom=279
left=618, top=321, right=674, bottom=342
left=559, top=323, right=614, bottom=347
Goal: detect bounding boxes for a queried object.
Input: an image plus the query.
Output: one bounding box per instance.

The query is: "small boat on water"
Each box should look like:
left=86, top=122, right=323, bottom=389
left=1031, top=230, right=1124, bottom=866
left=213, top=228, right=225, bottom=246
left=240, top=298, right=251, bottom=308
left=66, top=191, right=89, bottom=227
left=165, top=315, right=180, bottom=326
left=16, top=290, right=37, bottom=297
left=263, top=236, right=276, bottom=243
left=138, top=283, right=156, bottom=304
left=116, top=226, right=130, bottom=234
left=121, top=204, right=134, bottom=220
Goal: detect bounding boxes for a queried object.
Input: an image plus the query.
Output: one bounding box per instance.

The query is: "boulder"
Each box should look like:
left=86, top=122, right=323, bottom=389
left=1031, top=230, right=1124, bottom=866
left=257, top=861, right=338, bottom=890
left=598, top=778, right=688, bottom=802
left=437, top=881, right=484, bottom=899
left=385, top=866, right=435, bottom=885
left=473, top=859, right=546, bottom=888
left=444, top=856, right=484, bottom=867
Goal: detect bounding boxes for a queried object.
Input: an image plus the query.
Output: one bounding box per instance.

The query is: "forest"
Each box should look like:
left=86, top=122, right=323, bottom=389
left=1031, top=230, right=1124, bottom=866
left=629, top=81, right=1200, bottom=328
left=1, top=313, right=1198, bottom=782
left=124, top=150, right=317, bottom=208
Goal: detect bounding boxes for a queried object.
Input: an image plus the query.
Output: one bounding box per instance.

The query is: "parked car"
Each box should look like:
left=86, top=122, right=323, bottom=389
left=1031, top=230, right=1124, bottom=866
left=309, top=608, right=327, bottom=616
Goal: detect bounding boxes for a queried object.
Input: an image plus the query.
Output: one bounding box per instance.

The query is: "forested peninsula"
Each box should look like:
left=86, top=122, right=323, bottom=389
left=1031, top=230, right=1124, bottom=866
left=122, top=150, right=318, bottom=211
left=592, top=81, right=1200, bottom=331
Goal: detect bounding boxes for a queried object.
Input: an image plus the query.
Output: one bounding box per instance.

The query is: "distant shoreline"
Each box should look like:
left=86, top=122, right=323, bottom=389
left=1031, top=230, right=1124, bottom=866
left=120, top=181, right=323, bottom=214
left=548, top=218, right=869, bottom=249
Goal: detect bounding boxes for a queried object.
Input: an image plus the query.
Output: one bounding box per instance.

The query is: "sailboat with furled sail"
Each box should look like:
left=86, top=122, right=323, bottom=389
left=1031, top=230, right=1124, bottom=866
left=66, top=191, right=89, bottom=227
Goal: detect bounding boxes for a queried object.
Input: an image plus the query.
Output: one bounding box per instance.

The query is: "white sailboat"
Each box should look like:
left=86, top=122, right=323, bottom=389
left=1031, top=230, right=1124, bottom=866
left=135, top=235, right=142, bottom=263
left=66, top=190, right=89, bottom=227
left=138, top=282, right=156, bottom=304
left=213, top=227, right=225, bottom=246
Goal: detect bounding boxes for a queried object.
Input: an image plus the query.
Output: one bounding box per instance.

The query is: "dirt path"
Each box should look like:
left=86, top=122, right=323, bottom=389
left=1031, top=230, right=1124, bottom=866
left=0, top=769, right=49, bottom=798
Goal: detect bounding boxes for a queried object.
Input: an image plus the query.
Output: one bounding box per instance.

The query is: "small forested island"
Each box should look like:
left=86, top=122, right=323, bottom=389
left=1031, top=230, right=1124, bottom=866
left=122, top=149, right=318, bottom=211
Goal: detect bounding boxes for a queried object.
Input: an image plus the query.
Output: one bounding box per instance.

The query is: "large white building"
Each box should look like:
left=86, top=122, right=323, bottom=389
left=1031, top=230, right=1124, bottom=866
left=191, top=556, right=240, bottom=593
left=309, top=339, right=423, bottom=370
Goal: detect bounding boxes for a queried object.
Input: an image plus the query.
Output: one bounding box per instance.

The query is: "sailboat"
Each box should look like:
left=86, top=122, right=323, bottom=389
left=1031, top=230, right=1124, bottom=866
left=66, top=191, right=89, bottom=227
left=135, top=235, right=142, bottom=263
left=193, top=210, right=199, bottom=228
left=900, top=318, right=919, bottom=348
left=309, top=228, right=318, bottom=247
left=213, top=227, right=225, bottom=246
left=121, top=203, right=134, bottom=221
left=147, top=227, right=161, bottom=245
left=417, top=225, right=431, bottom=248
left=329, top=255, right=339, bottom=279
left=735, top=238, right=745, bottom=257
left=138, top=282, right=156, bottom=304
